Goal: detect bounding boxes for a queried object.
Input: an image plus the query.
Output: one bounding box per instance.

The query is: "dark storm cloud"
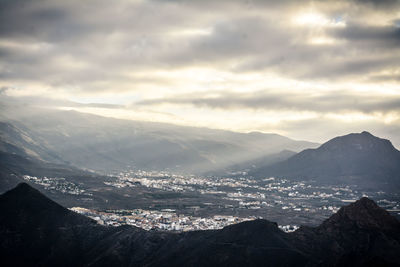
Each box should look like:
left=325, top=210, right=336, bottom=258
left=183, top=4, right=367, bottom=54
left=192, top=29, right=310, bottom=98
left=157, top=15, right=400, bottom=80
left=331, top=23, right=400, bottom=45
left=0, top=1, right=83, bottom=41
left=369, top=74, right=400, bottom=82
left=161, top=16, right=292, bottom=65
left=350, top=0, right=400, bottom=9
left=0, top=0, right=399, bottom=85
left=0, top=0, right=399, bottom=93
left=1, top=0, right=399, bottom=147
left=297, top=55, right=400, bottom=79
left=0, top=0, right=214, bottom=87
left=136, top=90, right=400, bottom=114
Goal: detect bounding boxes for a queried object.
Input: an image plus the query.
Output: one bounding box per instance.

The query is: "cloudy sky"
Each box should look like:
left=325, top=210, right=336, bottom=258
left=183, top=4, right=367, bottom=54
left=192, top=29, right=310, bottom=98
left=1, top=0, right=400, bottom=146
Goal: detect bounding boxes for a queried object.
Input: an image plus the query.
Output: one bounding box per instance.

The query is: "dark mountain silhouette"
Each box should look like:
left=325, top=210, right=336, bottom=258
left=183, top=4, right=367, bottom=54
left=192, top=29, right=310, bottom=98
left=293, top=197, right=400, bottom=266
left=251, top=131, right=400, bottom=190
left=0, top=183, right=94, bottom=227
left=1, top=183, right=399, bottom=266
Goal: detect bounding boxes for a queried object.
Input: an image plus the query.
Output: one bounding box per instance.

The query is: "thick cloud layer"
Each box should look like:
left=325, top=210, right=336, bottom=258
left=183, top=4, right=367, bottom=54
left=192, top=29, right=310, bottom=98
left=137, top=90, right=400, bottom=114
left=0, top=0, right=399, bottom=146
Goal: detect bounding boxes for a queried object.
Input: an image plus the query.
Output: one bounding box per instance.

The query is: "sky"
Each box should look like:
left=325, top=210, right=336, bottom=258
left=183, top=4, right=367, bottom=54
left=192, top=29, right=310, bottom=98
left=1, top=0, right=400, bottom=146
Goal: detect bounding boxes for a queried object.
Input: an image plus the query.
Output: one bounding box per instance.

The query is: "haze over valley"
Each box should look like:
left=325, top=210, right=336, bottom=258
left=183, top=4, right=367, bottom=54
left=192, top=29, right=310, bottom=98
left=1, top=104, right=399, bottom=230
left=1, top=0, right=400, bottom=266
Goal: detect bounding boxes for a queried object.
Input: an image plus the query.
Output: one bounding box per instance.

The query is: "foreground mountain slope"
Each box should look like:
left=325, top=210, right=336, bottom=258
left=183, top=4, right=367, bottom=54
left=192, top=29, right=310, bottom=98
left=252, top=131, right=400, bottom=190
left=0, top=183, right=96, bottom=266
left=293, top=197, right=400, bottom=266
left=0, top=183, right=399, bottom=266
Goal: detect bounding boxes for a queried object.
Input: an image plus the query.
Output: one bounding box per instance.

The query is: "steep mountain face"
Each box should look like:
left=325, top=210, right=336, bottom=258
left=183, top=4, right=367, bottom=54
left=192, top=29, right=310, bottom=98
left=1, top=183, right=399, bottom=267
left=0, top=139, right=106, bottom=194
left=0, top=122, right=66, bottom=163
left=252, top=131, right=400, bottom=190
left=293, top=197, right=400, bottom=266
left=0, top=183, right=94, bottom=227
left=145, top=220, right=307, bottom=267
left=320, top=197, right=400, bottom=231
left=0, top=104, right=318, bottom=174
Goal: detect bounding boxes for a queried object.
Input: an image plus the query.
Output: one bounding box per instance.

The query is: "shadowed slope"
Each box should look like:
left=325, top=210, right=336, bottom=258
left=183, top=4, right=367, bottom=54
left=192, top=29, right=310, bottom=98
left=252, top=132, right=400, bottom=190
left=0, top=183, right=399, bottom=266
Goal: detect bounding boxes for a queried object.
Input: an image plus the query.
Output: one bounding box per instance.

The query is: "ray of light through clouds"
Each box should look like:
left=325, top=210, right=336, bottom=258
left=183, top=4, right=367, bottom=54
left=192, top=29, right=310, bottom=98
left=0, top=0, right=400, bottom=146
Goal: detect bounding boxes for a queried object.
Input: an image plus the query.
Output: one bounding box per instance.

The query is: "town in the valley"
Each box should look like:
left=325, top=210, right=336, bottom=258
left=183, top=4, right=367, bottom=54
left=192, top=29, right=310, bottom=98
left=23, top=170, right=400, bottom=232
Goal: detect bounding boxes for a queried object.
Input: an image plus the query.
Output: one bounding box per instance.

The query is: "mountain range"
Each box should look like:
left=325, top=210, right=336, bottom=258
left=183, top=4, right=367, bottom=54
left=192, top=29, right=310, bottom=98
left=0, top=101, right=317, bottom=174
left=1, top=183, right=399, bottom=266
left=251, top=131, right=400, bottom=191
left=2, top=104, right=400, bottom=193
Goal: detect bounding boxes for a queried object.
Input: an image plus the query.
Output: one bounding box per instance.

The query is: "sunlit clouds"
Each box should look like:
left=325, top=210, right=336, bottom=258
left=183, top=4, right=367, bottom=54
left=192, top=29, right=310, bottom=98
left=0, top=0, right=400, bottom=146
left=292, top=12, right=346, bottom=28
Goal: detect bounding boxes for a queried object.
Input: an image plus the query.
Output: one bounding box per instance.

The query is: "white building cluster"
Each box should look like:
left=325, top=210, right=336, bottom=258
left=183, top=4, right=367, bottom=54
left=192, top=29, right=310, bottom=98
left=70, top=207, right=255, bottom=231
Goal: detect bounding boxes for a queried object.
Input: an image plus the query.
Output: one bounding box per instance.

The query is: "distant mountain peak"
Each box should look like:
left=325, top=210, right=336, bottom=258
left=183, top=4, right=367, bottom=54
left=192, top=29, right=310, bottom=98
left=252, top=132, right=400, bottom=190
left=318, top=131, right=399, bottom=156
left=361, top=131, right=372, bottom=135
left=323, top=131, right=390, bottom=146
left=331, top=131, right=377, bottom=141
left=321, top=197, right=399, bottom=231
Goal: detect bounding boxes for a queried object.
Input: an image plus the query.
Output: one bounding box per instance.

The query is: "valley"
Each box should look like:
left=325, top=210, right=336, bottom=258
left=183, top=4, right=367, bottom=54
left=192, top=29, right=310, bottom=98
left=21, top=169, right=400, bottom=230
left=2, top=107, right=400, bottom=234
left=2, top=0, right=400, bottom=265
